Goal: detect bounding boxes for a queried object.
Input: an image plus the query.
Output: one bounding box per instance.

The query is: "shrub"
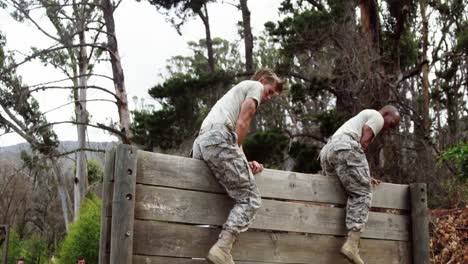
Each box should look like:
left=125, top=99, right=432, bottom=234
left=57, top=194, right=101, bottom=264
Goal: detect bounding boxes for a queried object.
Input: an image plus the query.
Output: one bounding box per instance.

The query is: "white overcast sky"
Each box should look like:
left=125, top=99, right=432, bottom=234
left=0, top=0, right=282, bottom=146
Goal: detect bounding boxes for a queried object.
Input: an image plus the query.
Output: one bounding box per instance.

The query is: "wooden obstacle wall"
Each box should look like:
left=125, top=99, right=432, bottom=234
left=99, top=145, right=430, bottom=264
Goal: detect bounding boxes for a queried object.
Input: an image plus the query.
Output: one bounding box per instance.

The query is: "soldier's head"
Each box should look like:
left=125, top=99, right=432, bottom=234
left=76, top=256, right=85, bottom=264
left=16, top=258, right=25, bottom=264
left=251, top=68, right=284, bottom=103
left=379, top=105, right=400, bottom=131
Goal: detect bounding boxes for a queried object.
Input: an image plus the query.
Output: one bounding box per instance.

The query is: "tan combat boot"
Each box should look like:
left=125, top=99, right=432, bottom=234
left=207, top=230, right=237, bottom=264
left=340, top=231, right=364, bottom=264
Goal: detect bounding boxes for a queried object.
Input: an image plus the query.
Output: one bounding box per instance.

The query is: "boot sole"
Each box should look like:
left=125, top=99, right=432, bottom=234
left=340, top=248, right=363, bottom=264
left=207, top=247, right=235, bottom=264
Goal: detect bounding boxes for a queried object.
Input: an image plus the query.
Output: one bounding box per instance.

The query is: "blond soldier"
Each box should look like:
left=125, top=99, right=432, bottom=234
left=192, top=68, right=284, bottom=264
left=319, top=106, right=400, bottom=264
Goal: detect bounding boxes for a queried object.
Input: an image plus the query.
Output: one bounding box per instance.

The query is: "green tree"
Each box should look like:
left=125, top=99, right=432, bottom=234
left=57, top=194, right=101, bottom=264
left=132, top=38, right=242, bottom=151
left=0, top=230, right=48, bottom=264
left=243, top=129, right=289, bottom=169
left=0, top=229, right=21, bottom=264
left=20, top=234, right=48, bottom=264
left=87, top=160, right=104, bottom=185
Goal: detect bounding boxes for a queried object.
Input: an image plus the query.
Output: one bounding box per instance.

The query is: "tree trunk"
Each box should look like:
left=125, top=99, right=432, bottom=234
left=195, top=4, right=215, bottom=73
left=74, top=21, right=89, bottom=219
left=102, top=0, right=132, bottom=144
left=359, top=0, right=380, bottom=48
left=239, top=0, right=254, bottom=74
left=50, top=157, right=72, bottom=231
left=420, top=0, right=430, bottom=133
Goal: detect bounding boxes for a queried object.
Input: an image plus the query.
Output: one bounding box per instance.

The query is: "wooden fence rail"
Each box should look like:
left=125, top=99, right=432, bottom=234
left=99, top=145, right=430, bottom=264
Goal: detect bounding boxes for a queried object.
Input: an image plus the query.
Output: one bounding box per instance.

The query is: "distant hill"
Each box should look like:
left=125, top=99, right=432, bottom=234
left=0, top=141, right=118, bottom=173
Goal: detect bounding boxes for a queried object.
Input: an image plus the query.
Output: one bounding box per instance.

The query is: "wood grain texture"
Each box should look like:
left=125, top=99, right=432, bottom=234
left=137, top=151, right=409, bottom=210
left=410, top=183, right=430, bottom=264
left=133, top=255, right=300, bottom=264
left=132, top=220, right=411, bottom=264
left=133, top=185, right=409, bottom=241
left=98, top=149, right=115, bottom=264
left=110, top=145, right=138, bottom=264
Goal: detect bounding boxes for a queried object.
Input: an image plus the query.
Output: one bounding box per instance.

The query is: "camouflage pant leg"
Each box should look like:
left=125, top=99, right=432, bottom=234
left=192, top=130, right=262, bottom=235
left=320, top=140, right=372, bottom=232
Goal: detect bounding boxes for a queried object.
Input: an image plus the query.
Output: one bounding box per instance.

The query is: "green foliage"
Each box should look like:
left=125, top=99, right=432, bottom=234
left=288, top=141, right=321, bottom=173
left=316, top=110, right=347, bottom=138
left=72, top=160, right=105, bottom=185
left=57, top=194, right=101, bottom=264
left=0, top=33, right=59, bottom=156
left=243, top=129, right=289, bottom=168
left=456, top=21, right=468, bottom=53
left=439, top=141, right=468, bottom=180
left=20, top=234, right=48, bottom=264
left=430, top=142, right=468, bottom=208
left=1, top=229, right=21, bottom=264
left=429, top=177, right=468, bottom=208
left=131, top=38, right=242, bottom=150
left=0, top=229, right=48, bottom=264
left=144, top=0, right=211, bottom=33
left=87, top=160, right=104, bottom=185
left=166, top=38, right=242, bottom=76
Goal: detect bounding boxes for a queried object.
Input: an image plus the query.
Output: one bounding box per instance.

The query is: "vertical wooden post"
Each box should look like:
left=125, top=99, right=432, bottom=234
left=1, top=225, right=9, bottom=264
left=98, top=149, right=116, bottom=264
left=410, top=183, right=430, bottom=264
left=110, top=145, right=138, bottom=264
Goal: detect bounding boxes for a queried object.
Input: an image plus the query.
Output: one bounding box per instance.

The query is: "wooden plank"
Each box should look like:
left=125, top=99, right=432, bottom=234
left=410, top=183, right=430, bottom=264
left=110, top=145, right=138, bottom=264
left=99, top=150, right=115, bottom=264
left=134, top=185, right=409, bottom=241
left=137, top=151, right=409, bottom=210
left=133, top=255, right=291, bottom=264
left=133, top=220, right=411, bottom=264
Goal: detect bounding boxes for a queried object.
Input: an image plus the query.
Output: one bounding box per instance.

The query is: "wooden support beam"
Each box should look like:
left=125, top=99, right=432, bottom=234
left=110, top=145, right=138, bottom=264
left=99, top=149, right=115, bottom=264
left=410, top=183, right=430, bottom=264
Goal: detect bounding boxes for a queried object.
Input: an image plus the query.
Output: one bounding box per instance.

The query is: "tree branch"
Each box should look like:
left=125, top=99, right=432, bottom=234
left=305, top=0, right=325, bottom=11
left=283, top=129, right=327, bottom=143
left=395, top=59, right=429, bottom=86
left=29, top=85, right=120, bottom=102
left=31, top=120, right=126, bottom=139
left=42, top=99, right=117, bottom=115
left=3, top=43, right=110, bottom=73
left=26, top=74, right=114, bottom=88
left=56, top=147, right=106, bottom=157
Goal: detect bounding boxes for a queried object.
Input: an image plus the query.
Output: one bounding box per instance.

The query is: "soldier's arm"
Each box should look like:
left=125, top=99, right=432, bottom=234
left=235, top=98, right=257, bottom=147
left=360, top=125, right=375, bottom=152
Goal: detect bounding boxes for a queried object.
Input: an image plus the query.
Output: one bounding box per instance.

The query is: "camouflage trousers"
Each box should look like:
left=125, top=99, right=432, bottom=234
left=319, top=134, right=372, bottom=232
left=192, top=128, right=262, bottom=235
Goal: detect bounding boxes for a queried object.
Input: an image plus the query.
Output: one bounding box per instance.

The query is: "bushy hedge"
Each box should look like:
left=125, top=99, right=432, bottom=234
left=0, top=229, right=48, bottom=264
left=57, top=194, right=101, bottom=264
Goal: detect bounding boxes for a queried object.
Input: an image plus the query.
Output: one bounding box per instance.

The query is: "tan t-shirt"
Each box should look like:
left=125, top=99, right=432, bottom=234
left=201, top=80, right=263, bottom=130
left=332, top=109, right=384, bottom=141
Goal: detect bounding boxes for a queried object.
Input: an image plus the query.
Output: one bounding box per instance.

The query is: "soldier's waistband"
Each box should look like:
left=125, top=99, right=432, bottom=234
left=329, top=133, right=358, bottom=143
left=199, top=123, right=232, bottom=136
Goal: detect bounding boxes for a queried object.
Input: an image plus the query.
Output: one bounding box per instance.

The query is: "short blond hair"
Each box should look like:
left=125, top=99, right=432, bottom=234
left=250, top=67, right=285, bottom=93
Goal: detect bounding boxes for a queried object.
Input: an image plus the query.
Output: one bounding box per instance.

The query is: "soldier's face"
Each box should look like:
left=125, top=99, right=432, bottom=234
left=261, top=83, right=279, bottom=103
left=383, top=115, right=400, bottom=130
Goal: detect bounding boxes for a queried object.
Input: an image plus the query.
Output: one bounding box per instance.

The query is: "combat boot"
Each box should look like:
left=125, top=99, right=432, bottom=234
left=340, top=230, right=365, bottom=264
left=207, top=230, right=237, bottom=264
